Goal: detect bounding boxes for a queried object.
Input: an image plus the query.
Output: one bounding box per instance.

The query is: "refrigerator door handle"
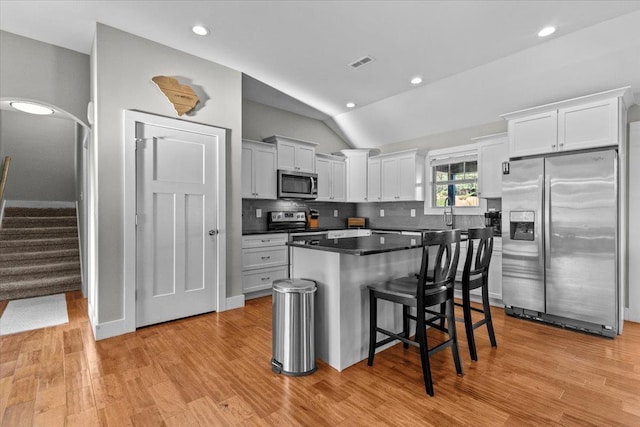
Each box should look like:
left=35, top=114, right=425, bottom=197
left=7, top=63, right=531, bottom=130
left=544, top=174, right=551, bottom=270
left=537, top=174, right=545, bottom=269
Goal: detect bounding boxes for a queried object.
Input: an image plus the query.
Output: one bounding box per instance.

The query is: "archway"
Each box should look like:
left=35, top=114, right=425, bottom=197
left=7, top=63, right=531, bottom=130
left=0, top=97, right=93, bottom=314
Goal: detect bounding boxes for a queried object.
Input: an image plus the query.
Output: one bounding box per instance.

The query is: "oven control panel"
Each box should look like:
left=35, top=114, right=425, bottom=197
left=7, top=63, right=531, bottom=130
left=269, top=211, right=306, bottom=223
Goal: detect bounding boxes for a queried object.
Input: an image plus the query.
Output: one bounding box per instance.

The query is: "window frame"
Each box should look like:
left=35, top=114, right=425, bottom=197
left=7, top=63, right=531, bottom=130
left=424, top=143, right=486, bottom=215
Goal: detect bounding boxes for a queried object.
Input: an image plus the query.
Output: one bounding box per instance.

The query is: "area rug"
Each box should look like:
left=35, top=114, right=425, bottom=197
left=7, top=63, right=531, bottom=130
left=0, top=294, right=68, bottom=335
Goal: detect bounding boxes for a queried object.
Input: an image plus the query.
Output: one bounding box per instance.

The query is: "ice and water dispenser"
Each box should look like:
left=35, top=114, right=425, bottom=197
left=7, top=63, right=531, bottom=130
left=509, top=211, right=535, bottom=241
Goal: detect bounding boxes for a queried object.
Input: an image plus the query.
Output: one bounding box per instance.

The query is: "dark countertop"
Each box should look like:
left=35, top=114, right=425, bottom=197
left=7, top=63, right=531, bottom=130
left=287, top=234, right=423, bottom=256
left=243, top=226, right=348, bottom=236
left=243, top=226, right=495, bottom=237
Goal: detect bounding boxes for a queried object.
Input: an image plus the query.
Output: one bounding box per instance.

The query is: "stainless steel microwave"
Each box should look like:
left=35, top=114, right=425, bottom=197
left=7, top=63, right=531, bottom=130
left=278, top=170, right=318, bottom=199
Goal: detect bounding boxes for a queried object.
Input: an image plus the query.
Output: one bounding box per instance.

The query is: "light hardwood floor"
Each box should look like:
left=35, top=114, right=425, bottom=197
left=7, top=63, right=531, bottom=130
left=1, top=291, right=639, bottom=426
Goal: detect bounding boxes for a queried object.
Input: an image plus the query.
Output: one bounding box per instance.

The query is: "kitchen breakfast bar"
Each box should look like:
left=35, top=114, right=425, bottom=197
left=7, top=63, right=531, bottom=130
left=287, top=234, right=424, bottom=372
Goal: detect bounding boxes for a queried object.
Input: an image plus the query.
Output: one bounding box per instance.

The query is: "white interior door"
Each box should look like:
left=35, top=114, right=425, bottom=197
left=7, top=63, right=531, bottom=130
left=136, top=122, right=223, bottom=327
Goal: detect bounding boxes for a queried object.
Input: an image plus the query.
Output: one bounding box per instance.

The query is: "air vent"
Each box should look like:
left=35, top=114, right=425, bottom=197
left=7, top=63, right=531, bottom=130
left=349, top=55, right=375, bottom=69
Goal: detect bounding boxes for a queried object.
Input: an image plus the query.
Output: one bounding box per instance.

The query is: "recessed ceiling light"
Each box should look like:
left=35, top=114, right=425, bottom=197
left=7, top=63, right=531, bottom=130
left=410, top=77, right=423, bottom=85
left=346, top=102, right=356, bottom=108
left=537, top=26, right=556, bottom=37
left=192, top=25, right=209, bottom=36
left=10, top=101, right=54, bottom=115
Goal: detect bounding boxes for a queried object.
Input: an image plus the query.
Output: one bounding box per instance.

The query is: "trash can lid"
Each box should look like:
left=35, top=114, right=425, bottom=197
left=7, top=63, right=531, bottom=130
left=273, top=278, right=317, bottom=293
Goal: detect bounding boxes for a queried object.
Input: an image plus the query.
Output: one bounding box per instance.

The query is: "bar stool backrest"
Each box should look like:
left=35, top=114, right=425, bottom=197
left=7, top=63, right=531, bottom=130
left=463, top=227, right=494, bottom=288
left=418, top=229, right=461, bottom=293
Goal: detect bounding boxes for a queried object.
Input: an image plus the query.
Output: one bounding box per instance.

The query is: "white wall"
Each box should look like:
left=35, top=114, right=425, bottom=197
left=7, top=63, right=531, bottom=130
left=0, top=110, right=76, bottom=201
left=93, top=24, right=242, bottom=325
left=0, top=31, right=90, bottom=125
left=242, top=99, right=350, bottom=154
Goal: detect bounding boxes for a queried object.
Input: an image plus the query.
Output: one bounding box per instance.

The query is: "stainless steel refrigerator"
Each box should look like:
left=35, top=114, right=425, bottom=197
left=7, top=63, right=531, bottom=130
left=502, top=149, right=619, bottom=337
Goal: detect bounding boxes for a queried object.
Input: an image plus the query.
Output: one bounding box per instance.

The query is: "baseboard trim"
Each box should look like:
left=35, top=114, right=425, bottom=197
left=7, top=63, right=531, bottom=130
left=624, top=307, right=640, bottom=323
left=225, top=294, right=245, bottom=311
left=5, top=200, right=76, bottom=208
left=92, top=317, right=131, bottom=341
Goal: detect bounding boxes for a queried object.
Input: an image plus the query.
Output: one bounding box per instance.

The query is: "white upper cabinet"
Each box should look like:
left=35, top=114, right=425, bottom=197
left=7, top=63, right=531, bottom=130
left=558, top=98, right=619, bottom=152
left=379, top=149, right=425, bottom=202
left=241, top=139, right=277, bottom=199
left=507, top=110, right=557, bottom=157
left=367, top=157, right=381, bottom=202
left=502, top=87, right=631, bottom=158
left=263, top=135, right=317, bottom=173
left=475, top=133, right=508, bottom=198
left=341, top=149, right=370, bottom=202
left=316, top=154, right=346, bottom=202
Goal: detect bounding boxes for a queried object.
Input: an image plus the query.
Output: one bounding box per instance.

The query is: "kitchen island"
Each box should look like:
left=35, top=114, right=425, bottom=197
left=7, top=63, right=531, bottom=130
left=288, top=234, right=424, bottom=372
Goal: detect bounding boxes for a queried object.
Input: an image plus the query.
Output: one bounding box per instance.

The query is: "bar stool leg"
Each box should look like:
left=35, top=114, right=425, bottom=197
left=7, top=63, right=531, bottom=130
left=462, top=288, right=478, bottom=361
left=402, top=305, right=410, bottom=349
left=368, top=290, right=377, bottom=366
left=447, top=298, right=464, bottom=375
left=482, top=286, right=497, bottom=348
left=416, top=321, right=435, bottom=396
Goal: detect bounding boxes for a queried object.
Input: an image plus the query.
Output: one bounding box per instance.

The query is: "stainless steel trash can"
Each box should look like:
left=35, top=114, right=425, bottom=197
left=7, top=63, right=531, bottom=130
left=271, top=278, right=317, bottom=376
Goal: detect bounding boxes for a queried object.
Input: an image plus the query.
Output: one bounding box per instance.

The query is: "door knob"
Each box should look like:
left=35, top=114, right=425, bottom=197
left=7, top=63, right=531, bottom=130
left=208, top=230, right=218, bottom=236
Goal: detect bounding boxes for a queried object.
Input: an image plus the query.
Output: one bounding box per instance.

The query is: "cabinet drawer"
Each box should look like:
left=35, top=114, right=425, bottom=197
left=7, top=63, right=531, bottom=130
left=243, top=266, right=288, bottom=293
left=242, top=246, right=288, bottom=270
left=242, top=233, right=288, bottom=249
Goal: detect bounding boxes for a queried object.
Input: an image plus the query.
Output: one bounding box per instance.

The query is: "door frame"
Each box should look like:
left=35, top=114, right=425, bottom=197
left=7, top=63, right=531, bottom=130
left=123, top=110, right=226, bottom=333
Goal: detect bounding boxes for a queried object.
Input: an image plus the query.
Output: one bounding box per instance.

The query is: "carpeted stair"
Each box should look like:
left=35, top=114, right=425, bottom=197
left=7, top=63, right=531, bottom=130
left=0, top=207, right=81, bottom=301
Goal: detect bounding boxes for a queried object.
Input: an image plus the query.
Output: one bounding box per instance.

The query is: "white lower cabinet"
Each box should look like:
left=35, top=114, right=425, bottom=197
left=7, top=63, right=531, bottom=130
left=242, top=266, right=288, bottom=294
left=242, top=233, right=289, bottom=294
left=488, top=238, right=502, bottom=302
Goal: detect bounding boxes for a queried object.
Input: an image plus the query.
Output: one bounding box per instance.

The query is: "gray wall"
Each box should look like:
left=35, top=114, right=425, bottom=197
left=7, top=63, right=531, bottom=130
left=0, top=31, right=90, bottom=125
left=0, top=110, right=76, bottom=201
left=242, top=99, right=350, bottom=154
left=93, top=24, right=242, bottom=323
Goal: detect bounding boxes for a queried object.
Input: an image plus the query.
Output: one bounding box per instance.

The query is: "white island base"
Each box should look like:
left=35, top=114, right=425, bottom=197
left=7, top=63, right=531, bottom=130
left=290, top=246, right=422, bottom=372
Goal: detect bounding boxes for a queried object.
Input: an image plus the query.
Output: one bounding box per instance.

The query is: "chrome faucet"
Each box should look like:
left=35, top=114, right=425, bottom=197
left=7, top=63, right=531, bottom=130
left=443, top=198, right=454, bottom=228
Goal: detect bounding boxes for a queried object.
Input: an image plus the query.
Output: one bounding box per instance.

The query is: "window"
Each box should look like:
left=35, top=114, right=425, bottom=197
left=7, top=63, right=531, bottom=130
left=433, top=159, right=478, bottom=207
left=424, top=144, right=484, bottom=215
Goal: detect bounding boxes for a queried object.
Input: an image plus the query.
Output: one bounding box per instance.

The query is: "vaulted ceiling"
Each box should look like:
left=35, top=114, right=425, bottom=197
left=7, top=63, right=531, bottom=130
left=2, top=1, right=639, bottom=148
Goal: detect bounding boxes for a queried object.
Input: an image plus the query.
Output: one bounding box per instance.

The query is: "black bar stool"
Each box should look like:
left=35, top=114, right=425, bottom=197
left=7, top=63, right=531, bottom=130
left=455, top=227, right=497, bottom=361
left=367, top=229, right=463, bottom=397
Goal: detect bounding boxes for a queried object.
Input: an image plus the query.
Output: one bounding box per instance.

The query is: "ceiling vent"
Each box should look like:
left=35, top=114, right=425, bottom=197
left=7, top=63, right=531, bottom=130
left=349, top=55, right=375, bottom=69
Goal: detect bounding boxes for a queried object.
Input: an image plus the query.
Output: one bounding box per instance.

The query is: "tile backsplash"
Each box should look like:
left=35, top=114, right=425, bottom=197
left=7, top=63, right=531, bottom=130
left=243, top=199, right=491, bottom=232
left=357, top=201, right=485, bottom=230
left=242, top=199, right=358, bottom=232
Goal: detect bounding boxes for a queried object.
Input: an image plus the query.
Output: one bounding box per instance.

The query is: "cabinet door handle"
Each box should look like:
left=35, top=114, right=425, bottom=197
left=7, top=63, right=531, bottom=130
left=261, top=277, right=271, bottom=281
left=261, top=239, right=270, bottom=243
left=261, top=256, right=271, bottom=260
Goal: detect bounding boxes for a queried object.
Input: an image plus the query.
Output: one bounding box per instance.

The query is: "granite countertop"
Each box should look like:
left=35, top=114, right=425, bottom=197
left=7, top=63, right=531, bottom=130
left=243, top=227, right=345, bottom=236
left=286, top=234, right=423, bottom=256
left=243, top=226, right=494, bottom=237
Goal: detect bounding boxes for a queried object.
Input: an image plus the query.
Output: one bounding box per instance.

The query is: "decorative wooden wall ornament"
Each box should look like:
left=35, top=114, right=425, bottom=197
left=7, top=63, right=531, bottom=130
left=151, top=76, right=200, bottom=116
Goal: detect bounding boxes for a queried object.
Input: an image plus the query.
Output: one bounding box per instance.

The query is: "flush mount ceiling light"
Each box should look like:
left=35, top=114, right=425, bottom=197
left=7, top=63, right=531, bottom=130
left=410, top=76, right=423, bottom=85
left=538, top=26, right=556, bottom=37
left=9, top=101, right=54, bottom=115
left=346, top=102, right=356, bottom=108
left=192, top=25, right=209, bottom=36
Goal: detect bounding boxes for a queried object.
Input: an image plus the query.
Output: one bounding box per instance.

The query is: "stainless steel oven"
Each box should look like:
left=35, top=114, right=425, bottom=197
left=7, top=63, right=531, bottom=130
left=278, top=170, right=318, bottom=200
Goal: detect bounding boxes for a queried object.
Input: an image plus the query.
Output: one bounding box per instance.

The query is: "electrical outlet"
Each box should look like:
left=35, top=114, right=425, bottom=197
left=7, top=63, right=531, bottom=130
left=256, top=208, right=262, bottom=218
left=334, top=209, right=338, bottom=217
left=380, top=209, right=385, bottom=217
left=410, top=209, right=416, bottom=217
